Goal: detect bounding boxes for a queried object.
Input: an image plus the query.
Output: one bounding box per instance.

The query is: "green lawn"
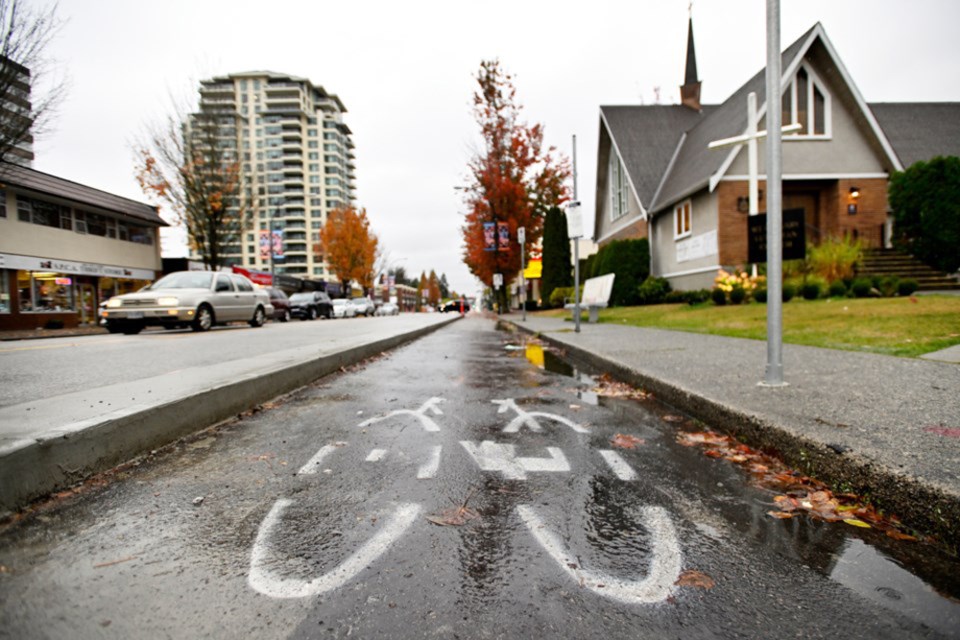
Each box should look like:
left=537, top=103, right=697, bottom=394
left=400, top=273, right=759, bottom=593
left=540, top=296, right=960, bottom=358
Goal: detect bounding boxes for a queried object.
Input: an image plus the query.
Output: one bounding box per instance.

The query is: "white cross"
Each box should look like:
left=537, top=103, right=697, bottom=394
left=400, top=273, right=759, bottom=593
left=708, top=91, right=801, bottom=274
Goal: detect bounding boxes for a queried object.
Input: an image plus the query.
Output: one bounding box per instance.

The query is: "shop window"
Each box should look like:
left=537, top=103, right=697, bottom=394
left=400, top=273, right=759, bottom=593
left=18, top=271, right=76, bottom=312
left=674, top=200, right=692, bottom=239
left=0, top=188, right=6, bottom=218
left=0, top=272, right=9, bottom=313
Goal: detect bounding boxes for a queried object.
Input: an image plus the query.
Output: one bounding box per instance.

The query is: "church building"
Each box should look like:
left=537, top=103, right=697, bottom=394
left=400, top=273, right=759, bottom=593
left=593, top=19, right=960, bottom=290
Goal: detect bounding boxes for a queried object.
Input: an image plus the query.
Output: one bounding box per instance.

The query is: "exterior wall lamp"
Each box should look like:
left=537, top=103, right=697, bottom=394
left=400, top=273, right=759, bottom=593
left=848, top=186, right=860, bottom=214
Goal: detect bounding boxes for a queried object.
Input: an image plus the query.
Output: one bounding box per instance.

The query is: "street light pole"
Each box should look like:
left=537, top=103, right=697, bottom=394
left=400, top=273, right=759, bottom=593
left=572, top=134, right=581, bottom=334
left=764, top=0, right=786, bottom=387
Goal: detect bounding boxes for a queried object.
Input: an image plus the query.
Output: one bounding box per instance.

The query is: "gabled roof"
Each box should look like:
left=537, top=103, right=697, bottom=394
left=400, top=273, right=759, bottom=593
left=600, top=105, right=712, bottom=208
left=0, top=163, right=166, bottom=226
left=868, top=103, right=960, bottom=168
left=650, top=24, right=818, bottom=212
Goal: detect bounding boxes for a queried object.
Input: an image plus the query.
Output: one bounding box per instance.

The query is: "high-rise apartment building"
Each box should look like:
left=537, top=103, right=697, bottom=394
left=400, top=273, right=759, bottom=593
left=0, top=55, right=35, bottom=167
left=193, top=71, right=355, bottom=280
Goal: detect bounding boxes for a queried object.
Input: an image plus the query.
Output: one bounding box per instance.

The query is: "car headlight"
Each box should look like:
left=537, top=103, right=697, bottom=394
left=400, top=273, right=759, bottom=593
left=157, top=296, right=179, bottom=306
left=106, top=298, right=123, bottom=308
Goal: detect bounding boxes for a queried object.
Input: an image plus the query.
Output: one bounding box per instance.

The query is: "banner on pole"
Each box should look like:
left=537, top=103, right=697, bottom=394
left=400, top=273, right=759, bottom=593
left=483, top=222, right=496, bottom=251
left=497, top=222, right=510, bottom=251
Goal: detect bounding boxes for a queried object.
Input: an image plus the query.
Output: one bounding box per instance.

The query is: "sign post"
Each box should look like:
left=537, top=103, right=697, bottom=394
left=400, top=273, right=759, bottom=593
left=569, top=134, right=583, bottom=333
left=518, top=227, right=526, bottom=322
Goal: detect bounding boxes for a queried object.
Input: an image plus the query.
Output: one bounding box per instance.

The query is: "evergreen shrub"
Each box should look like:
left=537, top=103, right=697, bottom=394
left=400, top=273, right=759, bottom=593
left=828, top=281, right=847, bottom=298
left=898, top=279, right=920, bottom=297
left=729, top=286, right=747, bottom=304
left=851, top=278, right=872, bottom=298
left=636, top=276, right=671, bottom=305
left=782, top=283, right=796, bottom=302
left=754, top=288, right=768, bottom=303
left=711, top=287, right=727, bottom=305
left=801, top=282, right=821, bottom=300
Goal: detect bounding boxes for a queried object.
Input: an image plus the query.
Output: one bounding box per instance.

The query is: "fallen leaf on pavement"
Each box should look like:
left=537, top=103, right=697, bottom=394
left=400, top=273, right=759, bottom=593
left=610, top=434, right=645, bottom=449
left=675, top=570, right=715, bottom=589
left=662, top=415, right=686, bottom=423
left=427, top=489, right=480, bottom=527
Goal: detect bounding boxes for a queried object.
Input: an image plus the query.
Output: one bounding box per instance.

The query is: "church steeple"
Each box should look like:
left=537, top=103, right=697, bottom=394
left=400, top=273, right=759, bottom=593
left=680, top=15, right=702, bottom=111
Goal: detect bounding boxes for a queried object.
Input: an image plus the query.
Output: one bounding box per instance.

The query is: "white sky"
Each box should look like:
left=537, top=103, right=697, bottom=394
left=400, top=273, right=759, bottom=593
left=29, top=0, right=960, bottom=296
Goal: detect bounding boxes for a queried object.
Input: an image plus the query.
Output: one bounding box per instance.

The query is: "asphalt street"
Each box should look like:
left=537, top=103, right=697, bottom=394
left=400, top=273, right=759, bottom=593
left=1, top=318, right=958, bottom=639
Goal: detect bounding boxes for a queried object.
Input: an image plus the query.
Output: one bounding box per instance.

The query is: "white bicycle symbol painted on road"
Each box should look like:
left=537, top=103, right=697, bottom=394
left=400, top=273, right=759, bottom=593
left=248, top=397, right=683, bottom=605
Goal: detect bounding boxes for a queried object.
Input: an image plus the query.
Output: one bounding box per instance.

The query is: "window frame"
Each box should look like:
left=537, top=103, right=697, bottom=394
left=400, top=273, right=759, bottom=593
left=782, top=62, right=832, bottom=139
left=608, top=154, right=630, bottom=221
left=673, top=199, right=692, bottom=240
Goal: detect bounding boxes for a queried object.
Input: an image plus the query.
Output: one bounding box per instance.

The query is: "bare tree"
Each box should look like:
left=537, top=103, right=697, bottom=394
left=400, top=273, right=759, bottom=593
left=135, top=104, right=253, bottom=270
left=0, top=0, right=66, bottom=170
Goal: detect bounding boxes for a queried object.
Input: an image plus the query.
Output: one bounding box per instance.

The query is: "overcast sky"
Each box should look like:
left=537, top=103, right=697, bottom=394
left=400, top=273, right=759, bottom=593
left=29, top=0, right=960, bottom=295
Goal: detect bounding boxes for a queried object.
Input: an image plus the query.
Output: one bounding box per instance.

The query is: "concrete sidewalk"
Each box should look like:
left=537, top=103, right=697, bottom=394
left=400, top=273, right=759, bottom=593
left=503, top=314, right=960, bottom=547
left=0, top=315, right=458, bottom=513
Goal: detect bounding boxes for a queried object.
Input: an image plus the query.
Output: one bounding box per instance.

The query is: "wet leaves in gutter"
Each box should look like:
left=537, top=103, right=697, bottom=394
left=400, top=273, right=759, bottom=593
left=677, top=430, right=918, bottom=542
left=591, top=374, right=651, bottom=401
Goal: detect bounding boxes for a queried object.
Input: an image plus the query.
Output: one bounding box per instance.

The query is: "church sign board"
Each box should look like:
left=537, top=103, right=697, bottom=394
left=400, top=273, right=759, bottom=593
left=747, top=209, right=806, bottom=263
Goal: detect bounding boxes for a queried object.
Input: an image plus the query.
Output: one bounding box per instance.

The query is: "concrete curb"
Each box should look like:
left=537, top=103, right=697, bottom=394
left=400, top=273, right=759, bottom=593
left=1, top=317, right=458, bottom=513
left=503, top=320, right=960, bottom=550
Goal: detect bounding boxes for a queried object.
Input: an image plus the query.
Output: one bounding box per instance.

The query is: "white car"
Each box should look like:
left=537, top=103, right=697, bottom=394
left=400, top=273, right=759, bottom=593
left=331, top=298, right=357, bottom=318
left=101, top=271, right=273, bottom=334
left=349, top=296, right=376, bottom=317
left=376, top=302, right=399, bottom=316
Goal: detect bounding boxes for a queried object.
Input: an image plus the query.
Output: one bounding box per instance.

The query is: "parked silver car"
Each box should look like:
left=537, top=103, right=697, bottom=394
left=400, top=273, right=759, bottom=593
left=101, top=271, right=273, bottom=334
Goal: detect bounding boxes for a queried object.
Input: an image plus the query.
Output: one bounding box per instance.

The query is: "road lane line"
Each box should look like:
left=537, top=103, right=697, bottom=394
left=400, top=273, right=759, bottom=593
left=417, top=446, right=442, bottom=479
left=366, top=449, right=387, bottom=462
left=598, top=450, right=638, bottom=481
left=248, top=500, right=421, bottom=599
left=516, top=504, right=681, bottom=604
left=297, top=444, right=341, bottom=475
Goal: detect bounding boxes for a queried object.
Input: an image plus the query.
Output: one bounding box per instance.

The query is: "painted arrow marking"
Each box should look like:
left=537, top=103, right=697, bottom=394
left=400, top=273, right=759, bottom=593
left=460, top=441, right=570, bottom=480
left=358, top=397, right=445, bottom=432
left=248, top=499, right=421, bottom=599
left=517, top=504, right=681, bottom=605
left=492, top=398, right=589, bottom=434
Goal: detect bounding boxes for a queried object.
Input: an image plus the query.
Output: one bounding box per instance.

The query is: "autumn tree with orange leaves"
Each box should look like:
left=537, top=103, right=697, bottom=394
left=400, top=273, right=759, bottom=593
left=319, top=206, right=379, bottom=293
left=461, top=59, right=570, bottom=311
left=135, top=109, right=250, bottom=270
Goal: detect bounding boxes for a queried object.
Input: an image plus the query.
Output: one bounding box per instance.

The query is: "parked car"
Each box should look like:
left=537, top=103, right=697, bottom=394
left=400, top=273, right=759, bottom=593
left=331, top=298, right=356, bottom=319
left=267, top=288, right=292, bottom=322
left=440, top=299, right=471, bottom=313
left=101, top=271, right=273, bottom=334
left=349, top=296, right=376, bottom=317
left=375, top=302, right=399, bottom=316
left=289, top=291, right=332, bottom=320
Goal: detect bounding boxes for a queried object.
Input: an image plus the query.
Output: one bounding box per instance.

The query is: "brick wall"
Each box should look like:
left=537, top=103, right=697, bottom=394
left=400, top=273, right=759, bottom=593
left=718, top=177, right=889, bottom=264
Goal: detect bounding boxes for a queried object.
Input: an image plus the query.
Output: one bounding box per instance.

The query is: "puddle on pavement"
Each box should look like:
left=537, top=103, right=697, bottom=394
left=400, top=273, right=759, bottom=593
left=502, top=328, right=960, bottom=628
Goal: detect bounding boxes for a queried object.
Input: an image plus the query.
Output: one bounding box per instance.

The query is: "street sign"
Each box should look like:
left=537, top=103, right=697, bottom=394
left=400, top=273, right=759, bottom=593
left=493, top=273, right=503, bottom=288
left=566, top=201, right=583, bottom=239
left=518, top=227, right=525, bottom=245
left=747, top=209, right=806, bottom=263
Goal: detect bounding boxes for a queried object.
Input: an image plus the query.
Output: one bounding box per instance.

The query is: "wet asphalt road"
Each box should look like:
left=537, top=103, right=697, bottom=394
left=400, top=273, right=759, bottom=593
left=1, top=317, right=959, bottom=639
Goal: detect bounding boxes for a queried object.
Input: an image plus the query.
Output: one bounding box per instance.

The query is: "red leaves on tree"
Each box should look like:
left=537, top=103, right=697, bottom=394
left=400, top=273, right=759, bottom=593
left=319, top=206, right=379, bottom=290
left=460, top=60, right=570, bottom=289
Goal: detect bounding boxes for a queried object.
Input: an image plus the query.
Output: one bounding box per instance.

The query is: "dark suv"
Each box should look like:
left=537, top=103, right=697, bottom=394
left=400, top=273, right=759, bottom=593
left=288, top=291, right=333, bottom=320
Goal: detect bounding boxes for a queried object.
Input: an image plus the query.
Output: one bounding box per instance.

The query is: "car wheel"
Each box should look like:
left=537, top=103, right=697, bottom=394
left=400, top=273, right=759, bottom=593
left=308, top=306, right=318, bottom=320
left=280, top=309, right=290, bottom=322
left=249, top=305, right=266, bottom=328
left=192, top=304, right=214, bottom=332
left=121, top=322, right=144, bottom=335
left=106, top=321, right=122, bottom=334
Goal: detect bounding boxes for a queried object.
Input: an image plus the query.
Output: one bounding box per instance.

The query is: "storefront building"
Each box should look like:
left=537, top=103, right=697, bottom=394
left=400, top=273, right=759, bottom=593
left=0, top=165, right=165, bottom=330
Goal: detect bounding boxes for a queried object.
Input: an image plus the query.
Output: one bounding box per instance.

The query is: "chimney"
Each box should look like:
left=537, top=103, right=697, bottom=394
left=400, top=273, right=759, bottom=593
left=679, top=17, right=702, bottom=111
